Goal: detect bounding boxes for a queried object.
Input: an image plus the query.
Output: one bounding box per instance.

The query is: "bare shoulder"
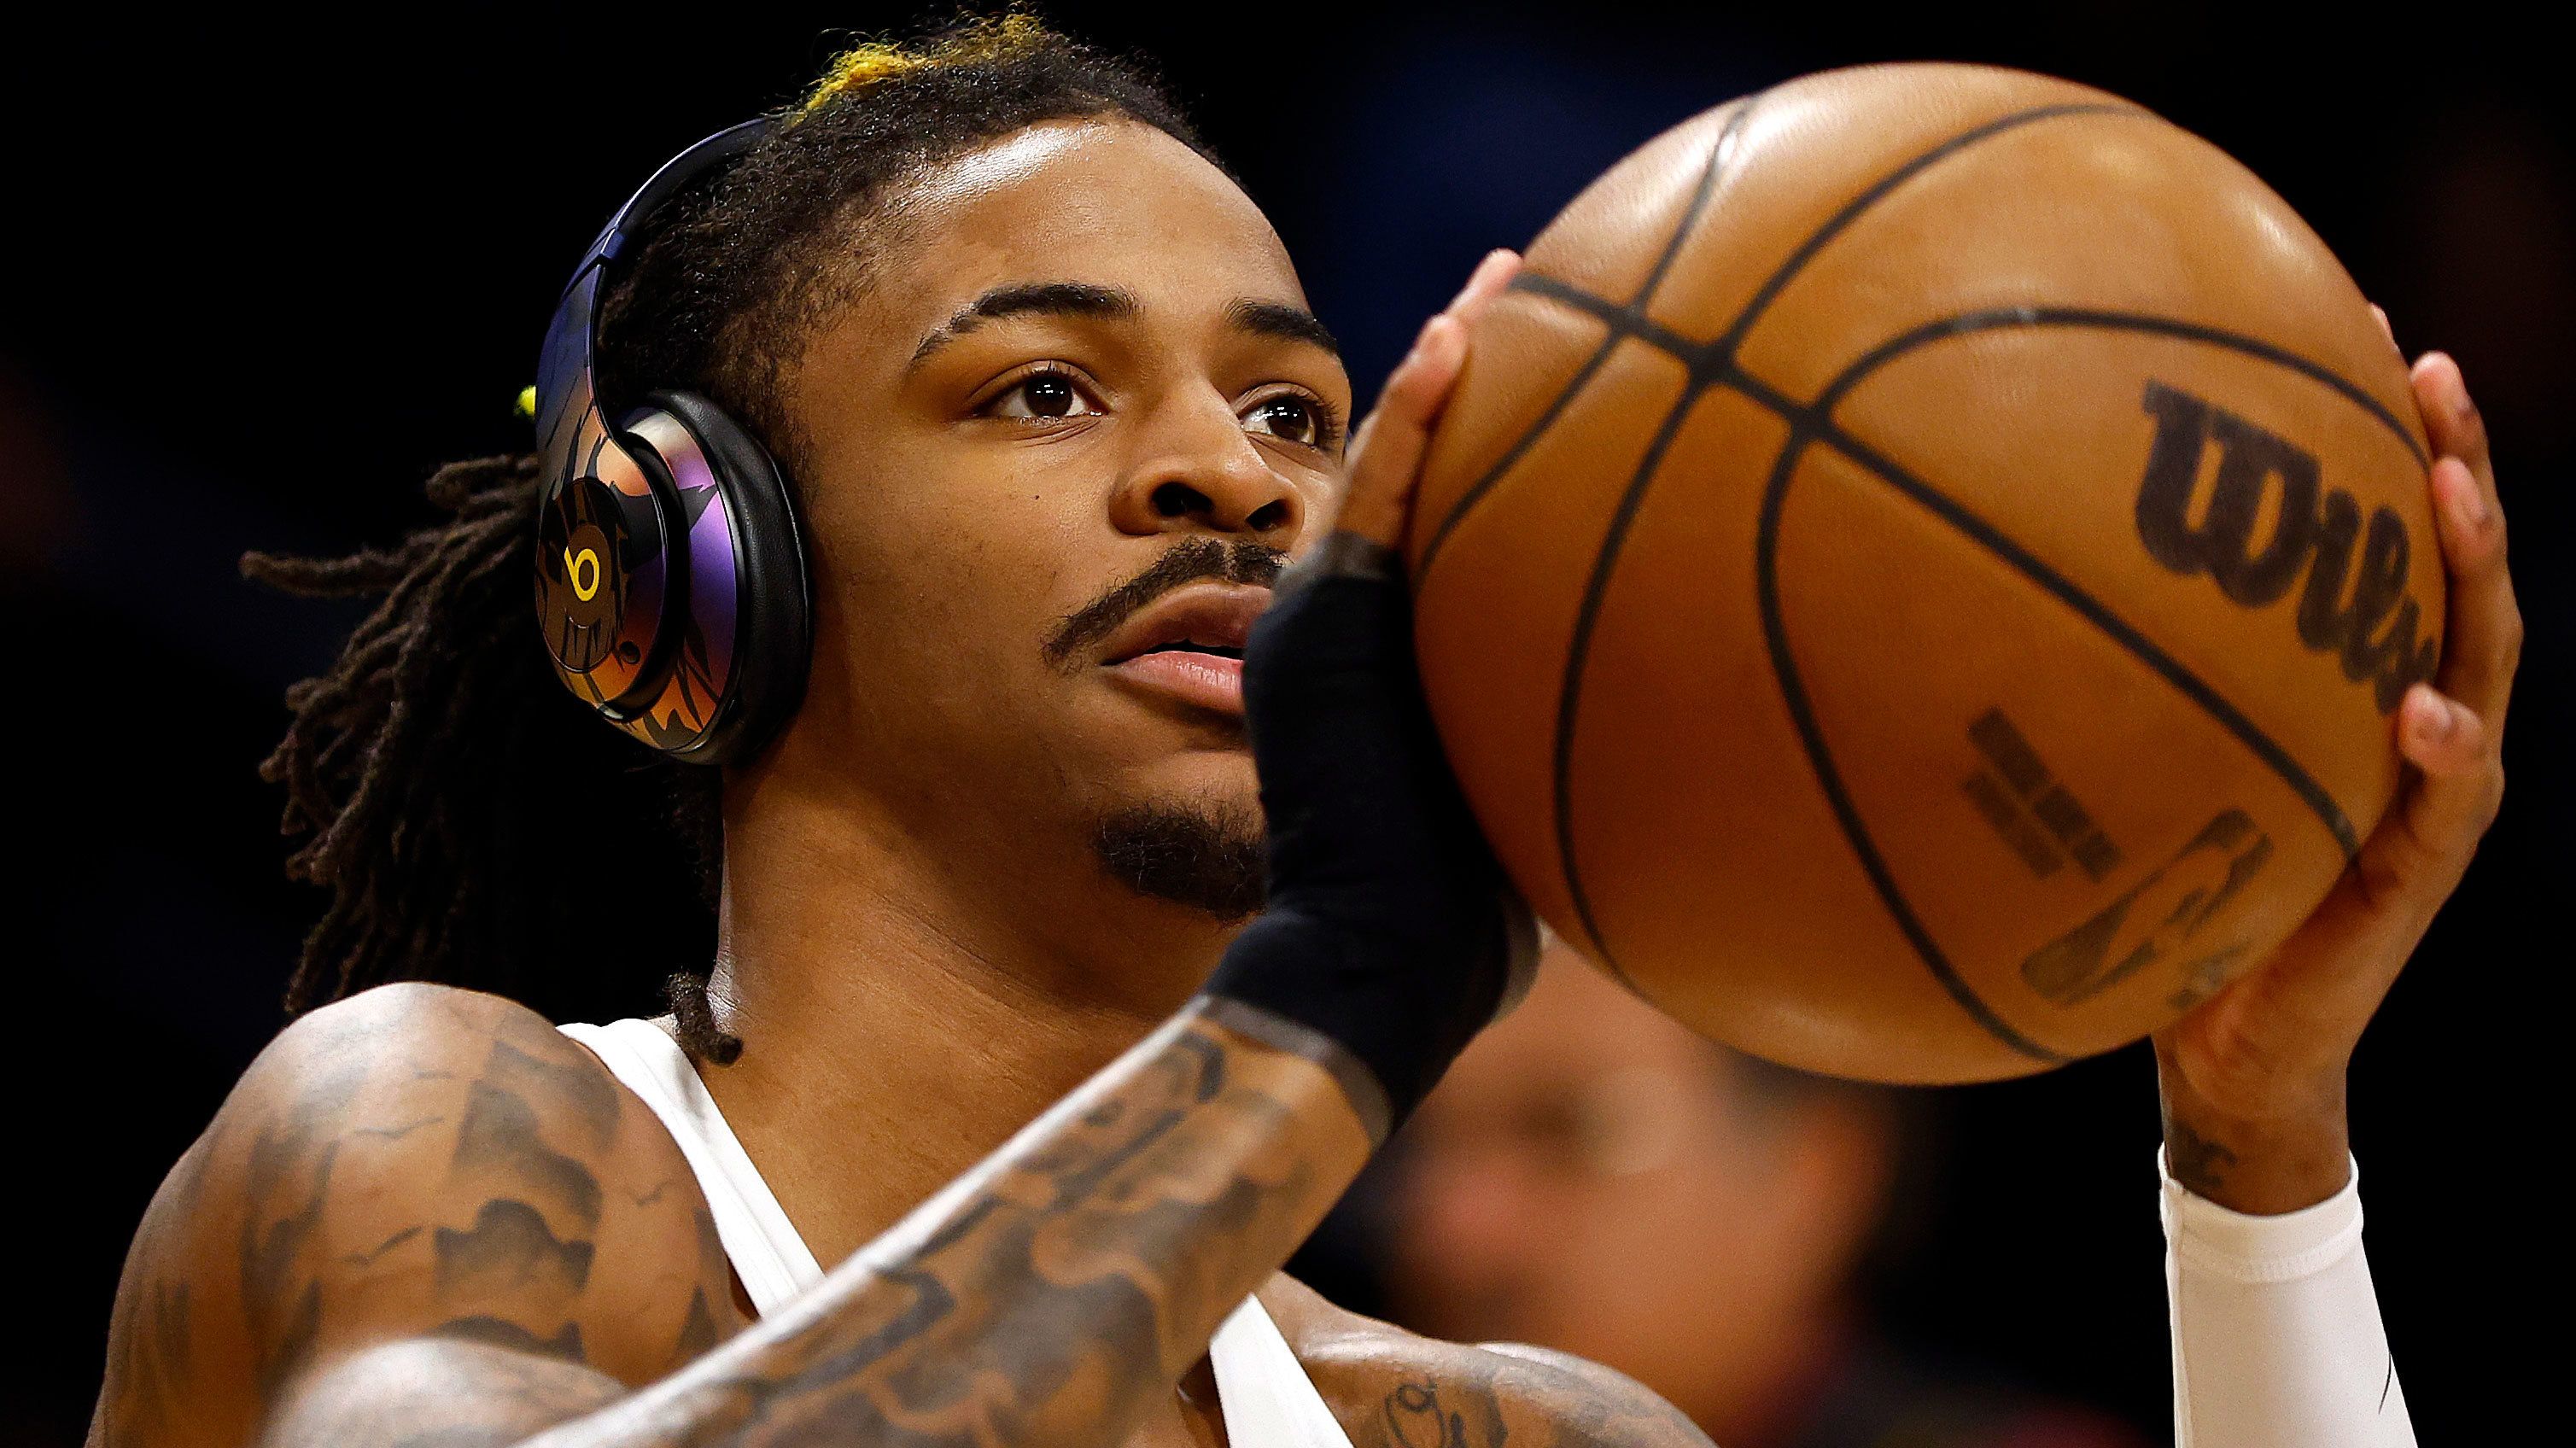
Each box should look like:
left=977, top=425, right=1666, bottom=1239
left=91, top=984, right=734, bottom=1448
left=1264, top=1276, right=1713, bottom=1448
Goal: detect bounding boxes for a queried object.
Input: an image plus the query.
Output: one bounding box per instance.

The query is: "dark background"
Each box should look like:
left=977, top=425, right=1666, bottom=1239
left=4, top=4, right=2562, bottom=1442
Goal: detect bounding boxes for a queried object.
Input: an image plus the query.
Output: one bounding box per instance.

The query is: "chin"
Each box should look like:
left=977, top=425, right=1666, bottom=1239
left=1091, top=787, right=1268, bottom=924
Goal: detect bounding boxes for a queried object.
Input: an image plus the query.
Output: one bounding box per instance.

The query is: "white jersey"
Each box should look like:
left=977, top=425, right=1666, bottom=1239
left=559, top=1018, right=1354, bottom=1448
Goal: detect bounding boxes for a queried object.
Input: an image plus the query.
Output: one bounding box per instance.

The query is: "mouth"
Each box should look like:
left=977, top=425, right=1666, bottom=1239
left=1095, top=583, right=1270, bottom=718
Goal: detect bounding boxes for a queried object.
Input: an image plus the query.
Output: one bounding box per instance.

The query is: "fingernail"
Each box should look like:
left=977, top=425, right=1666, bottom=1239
left=1463, top=250, right=1518, bottom=301
left=2415, top=692, right=2456, bottom=742
left=1447, top=260, right=1498, bottom=311
left=2444, top=359, right=2474, bottom=421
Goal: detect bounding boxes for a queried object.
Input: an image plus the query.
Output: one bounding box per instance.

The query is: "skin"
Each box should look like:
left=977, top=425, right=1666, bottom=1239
left=90, top=111, right=2515, bottom=1448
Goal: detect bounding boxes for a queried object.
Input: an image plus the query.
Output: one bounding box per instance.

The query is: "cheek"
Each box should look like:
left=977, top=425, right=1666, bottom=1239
left=1535, top=1161, right=1750, bottom=1293
left=797, top=454, right=1101, bottom=727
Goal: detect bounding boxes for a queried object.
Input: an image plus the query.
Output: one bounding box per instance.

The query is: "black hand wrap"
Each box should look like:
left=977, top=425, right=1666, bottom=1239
left=1200, top=532, right=1538, bottom=1139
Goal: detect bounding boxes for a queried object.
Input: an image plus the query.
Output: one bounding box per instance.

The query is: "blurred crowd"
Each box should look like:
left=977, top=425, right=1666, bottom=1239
left=1387, top=946, right=2144, bottom=1448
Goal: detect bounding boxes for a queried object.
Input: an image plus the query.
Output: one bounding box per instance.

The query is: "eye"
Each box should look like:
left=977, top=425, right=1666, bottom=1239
left=1242, top=393, right=1334, bottom=449
left=984, top=369, right=1101, bottom=422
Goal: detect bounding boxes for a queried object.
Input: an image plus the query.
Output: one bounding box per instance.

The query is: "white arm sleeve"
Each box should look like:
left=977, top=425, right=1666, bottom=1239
left=2163, top=1151, right=2414, bottom=1447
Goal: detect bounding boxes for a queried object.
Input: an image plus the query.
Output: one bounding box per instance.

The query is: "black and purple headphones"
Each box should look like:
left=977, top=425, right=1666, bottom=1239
left=530, top=120, right=812, bottom=764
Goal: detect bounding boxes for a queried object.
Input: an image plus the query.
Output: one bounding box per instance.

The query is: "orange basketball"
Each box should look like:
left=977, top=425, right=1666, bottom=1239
left=1405, top=64, right=2442, bottom=1083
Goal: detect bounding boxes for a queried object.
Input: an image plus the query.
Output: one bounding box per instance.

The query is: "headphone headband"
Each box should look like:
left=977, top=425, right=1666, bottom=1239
left=533, top=119, right=769, bottom=485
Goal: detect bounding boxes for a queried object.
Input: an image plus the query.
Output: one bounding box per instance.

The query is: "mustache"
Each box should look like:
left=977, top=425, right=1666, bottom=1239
left=1044, top=537, right=1285, bottom=669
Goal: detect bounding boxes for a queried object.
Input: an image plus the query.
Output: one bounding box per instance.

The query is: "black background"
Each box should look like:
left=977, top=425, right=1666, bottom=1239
left=3, top=4, right=2563, bottom=1442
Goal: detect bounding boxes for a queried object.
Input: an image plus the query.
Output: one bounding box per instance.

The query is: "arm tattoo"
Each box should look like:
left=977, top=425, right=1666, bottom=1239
left=533, top=1006, right=1371, bottom=1448
left=231, top=1007, right=626, bottom=1383
left=105, top=995, right=1373, bottom=1448
left=2163, top=1116, right=2240, bottom=1200
left=1370, top=1346, right=1714, bottom=1448
left=238, top=1060, right=366, bottom=1397
left=1383, top=1378, right=1484, bottom=1448
left=94, top=993, right=704, bottom=1448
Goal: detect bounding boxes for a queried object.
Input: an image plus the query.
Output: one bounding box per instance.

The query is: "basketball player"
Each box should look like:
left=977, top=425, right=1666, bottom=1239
left=89, top=19, right=2516, bottom=1448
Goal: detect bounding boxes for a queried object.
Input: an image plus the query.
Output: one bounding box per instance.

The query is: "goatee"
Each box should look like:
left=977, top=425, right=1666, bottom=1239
left=1091, top=802, right=1267, bottom=921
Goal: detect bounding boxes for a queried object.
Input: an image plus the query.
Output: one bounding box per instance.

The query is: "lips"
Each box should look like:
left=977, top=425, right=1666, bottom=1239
left=1096, top=582, right=1270, bottom=716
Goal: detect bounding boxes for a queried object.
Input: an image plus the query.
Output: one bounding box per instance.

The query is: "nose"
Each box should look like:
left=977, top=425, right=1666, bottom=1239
left=1109, top=393, right=1311, bottom=542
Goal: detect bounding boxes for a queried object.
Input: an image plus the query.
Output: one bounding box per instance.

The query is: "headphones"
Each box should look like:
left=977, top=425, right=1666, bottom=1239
left=531, top=120, right=813, bottom=765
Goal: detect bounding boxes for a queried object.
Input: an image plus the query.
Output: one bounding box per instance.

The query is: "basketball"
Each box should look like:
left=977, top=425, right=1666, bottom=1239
left=1405, top=64, right=2445, bottom=1083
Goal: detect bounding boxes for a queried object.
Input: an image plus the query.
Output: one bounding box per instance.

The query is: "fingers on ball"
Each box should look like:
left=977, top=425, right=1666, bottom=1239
left=1448, top=248, right=1523, bottom=321
left=2402, top=686, right=2505, bottom=838
left=2427, top=458, right=2523, bottom=719
left=2398, top=684, right=2484, bottom=776
left=2431, top=458, right=2503, bottom=573
left=2410, top=351, right=2492, bottom=479
left=1339, top=333, right=1456, bottom=544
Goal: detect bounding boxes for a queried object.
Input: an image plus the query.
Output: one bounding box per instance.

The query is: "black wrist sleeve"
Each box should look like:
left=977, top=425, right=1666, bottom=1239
left=1200, top=534, right=1537, bottom=1136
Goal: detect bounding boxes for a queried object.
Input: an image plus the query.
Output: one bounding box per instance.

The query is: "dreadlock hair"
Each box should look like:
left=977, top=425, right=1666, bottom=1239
left=248, top=14, right=1220, bottom=1061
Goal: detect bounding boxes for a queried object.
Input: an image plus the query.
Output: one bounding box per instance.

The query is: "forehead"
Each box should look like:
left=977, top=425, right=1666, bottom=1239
left=874, top=119, right=1302, bottom=334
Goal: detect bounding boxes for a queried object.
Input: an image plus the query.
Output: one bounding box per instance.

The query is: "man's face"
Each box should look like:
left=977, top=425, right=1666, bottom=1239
left=765, top=120, right=1351, bottom=921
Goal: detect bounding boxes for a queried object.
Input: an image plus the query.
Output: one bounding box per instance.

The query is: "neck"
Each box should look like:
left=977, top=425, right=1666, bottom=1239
left=694, top=773, right=1240, bottom=1266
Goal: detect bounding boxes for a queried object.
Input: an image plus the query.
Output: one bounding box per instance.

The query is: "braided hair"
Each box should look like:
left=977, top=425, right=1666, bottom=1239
left=248, top=15, right=1219, bottom=1060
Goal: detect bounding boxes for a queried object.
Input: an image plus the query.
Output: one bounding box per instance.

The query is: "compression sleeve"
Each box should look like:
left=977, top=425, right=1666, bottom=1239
left=2163, top=1152, right=2415, bottom=1447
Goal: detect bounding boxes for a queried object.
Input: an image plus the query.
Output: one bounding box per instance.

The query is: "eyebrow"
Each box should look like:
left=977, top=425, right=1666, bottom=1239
left=906, top=281, right=1343, bottom=371
left=1226, top=298, right=1341, bottom=358
left=909, top=281, right=1142, bottom=370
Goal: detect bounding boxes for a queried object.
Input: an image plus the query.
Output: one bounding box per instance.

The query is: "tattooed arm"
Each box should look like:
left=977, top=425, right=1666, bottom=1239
left=91, top=984, right=733, bottom=1448
left=509, top=1001, right=1372, bottom=1447
left=91, top=984, right=1376, bottom=1448
left=1359, top=1349, right=1712, bottom=1448
left=1440, top=1346, right=1714, bottom=1448
left=1271, top=1282, right=1710, bottom=1448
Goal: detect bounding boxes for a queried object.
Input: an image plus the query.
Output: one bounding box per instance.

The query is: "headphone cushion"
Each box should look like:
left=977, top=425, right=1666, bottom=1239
left=641, top=390, right=812, bottom=764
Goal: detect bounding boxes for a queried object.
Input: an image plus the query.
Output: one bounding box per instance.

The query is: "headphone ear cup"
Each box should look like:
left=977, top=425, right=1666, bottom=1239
left=637, top=390, right=813, bottom=764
